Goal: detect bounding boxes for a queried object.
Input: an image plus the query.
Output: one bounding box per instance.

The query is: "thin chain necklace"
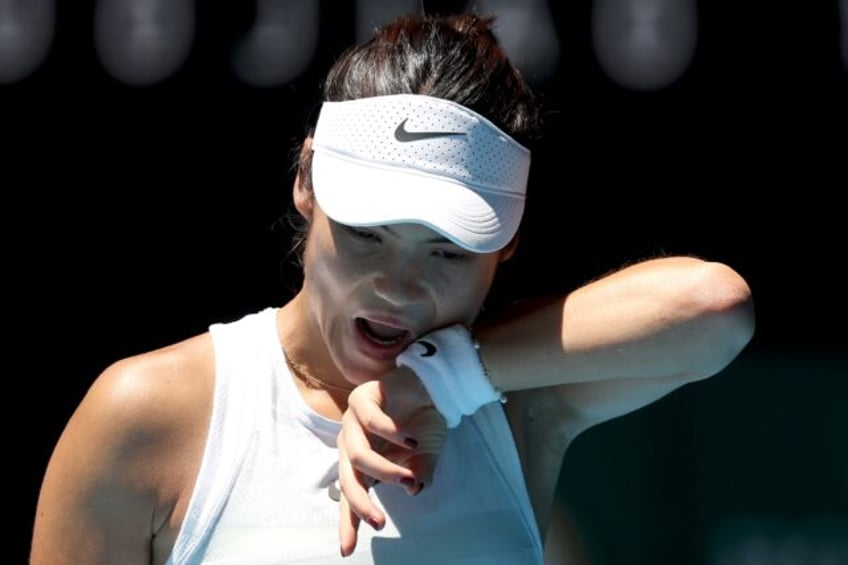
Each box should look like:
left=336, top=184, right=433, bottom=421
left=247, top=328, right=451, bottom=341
left=284, top=353, right=356, bottom=393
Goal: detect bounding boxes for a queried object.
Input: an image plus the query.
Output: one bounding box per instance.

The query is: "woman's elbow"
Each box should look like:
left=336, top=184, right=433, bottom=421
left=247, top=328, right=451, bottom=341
left=691, top=260, right=756, bottom=377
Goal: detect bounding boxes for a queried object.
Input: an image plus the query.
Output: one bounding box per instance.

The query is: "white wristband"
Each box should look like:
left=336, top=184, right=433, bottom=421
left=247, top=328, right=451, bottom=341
left=396, top=324, right=506, bottom=428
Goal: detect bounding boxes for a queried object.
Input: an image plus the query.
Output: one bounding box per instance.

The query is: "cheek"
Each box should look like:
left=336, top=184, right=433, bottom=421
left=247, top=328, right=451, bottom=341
left=433, top=260, right=499, bottom=323
left=302, top=234, right=374, bottom=304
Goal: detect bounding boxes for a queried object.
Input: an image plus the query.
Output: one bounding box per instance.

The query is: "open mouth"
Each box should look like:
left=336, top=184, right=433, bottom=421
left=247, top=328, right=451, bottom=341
left=355, top=317, right=409, bottom=347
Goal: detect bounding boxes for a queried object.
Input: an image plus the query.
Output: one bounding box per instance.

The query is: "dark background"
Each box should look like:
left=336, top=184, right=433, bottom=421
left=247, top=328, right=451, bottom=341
left=9, top=1, right=847, bottom=563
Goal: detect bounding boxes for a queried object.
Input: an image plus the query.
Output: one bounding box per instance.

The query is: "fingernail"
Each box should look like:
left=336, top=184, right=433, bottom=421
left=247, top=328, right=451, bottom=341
left=404, top=437, right=418, bottom=448
left=340, top=547, right=347, bottom=557
left=414, top=482, right=424, bottom=495
left=399, top=477, right=417, bottom=489
left=366, top=517, right=382, bottom=530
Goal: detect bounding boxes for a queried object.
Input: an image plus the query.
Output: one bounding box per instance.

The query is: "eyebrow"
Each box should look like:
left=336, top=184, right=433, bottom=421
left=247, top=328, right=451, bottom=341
left=381, top=225, right=455, bottom=245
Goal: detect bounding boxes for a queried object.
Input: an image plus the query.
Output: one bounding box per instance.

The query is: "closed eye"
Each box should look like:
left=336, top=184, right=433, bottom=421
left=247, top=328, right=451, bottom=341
left=341, top=225, right=381, bottom=242
left=432, top=248, right=467, bottom=261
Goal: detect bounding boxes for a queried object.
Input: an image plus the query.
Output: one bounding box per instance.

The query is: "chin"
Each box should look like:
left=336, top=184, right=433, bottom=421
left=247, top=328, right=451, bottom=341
left=344, top=357, right=394, bottom=385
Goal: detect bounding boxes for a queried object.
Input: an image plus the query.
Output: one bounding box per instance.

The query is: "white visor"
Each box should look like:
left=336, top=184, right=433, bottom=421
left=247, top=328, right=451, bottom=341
left=311, top=94, right=531, bottom=253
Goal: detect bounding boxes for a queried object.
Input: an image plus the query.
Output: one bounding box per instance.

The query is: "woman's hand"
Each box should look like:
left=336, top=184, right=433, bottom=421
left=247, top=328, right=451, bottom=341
left=337, top=365, right=447, bottom=557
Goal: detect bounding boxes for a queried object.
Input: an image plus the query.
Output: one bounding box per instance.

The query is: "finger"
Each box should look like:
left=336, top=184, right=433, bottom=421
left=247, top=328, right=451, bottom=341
left=407, top=452, right=439, bottom=491
left=399, top=408, right=447, bottom=488
left=403, top=407, right=447, bottom=453
left=348, top=386, right=419, bottom=451
left=337, top=426, right=386, bottom=529
left=338, top=492, right=360, bottom=557
left=341, top=409, right=417, bottom=488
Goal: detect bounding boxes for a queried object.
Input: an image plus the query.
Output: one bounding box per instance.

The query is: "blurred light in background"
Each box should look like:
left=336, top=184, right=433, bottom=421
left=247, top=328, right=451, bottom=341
left=3, top=1, right=843, bottom=87
left=476, top=0, right=561, bottom=86
left=592, top=0, right=697, bottom=90
left=94, top=0, right=195, bottom=87
left=0, top=0, right=54, bottom=84
left=353, top=0, right=562, bottom=86
left=231, top=0, right=320, bottom=88
left=355, top=0, right=421, bottom=43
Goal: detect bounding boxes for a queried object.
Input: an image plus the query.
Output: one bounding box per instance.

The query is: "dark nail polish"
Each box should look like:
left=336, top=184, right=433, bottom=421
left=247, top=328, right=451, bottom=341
left=404, top=437, right=418, bottom=448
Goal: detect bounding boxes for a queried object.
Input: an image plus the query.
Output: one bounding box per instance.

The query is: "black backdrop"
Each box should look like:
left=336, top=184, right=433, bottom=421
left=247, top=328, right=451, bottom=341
left=9, top=1, right=847, bottom=563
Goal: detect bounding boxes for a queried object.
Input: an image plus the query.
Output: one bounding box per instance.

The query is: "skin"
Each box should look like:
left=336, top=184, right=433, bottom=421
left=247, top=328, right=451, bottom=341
left=335, top=254, right=756, bottom=555
left=29, top=163, right=513, bottom=564
left=31, top=150, right=756, bottom=563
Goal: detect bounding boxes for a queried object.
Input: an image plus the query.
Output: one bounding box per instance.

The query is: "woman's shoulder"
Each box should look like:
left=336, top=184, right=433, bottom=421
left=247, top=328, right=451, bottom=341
left=92, top=332, right=216, bottom=433
left=92, top=334, right=217, bottom=529
left=51, top=332, right=217, bottom=492
left=32, top=333, right=217, bottom=561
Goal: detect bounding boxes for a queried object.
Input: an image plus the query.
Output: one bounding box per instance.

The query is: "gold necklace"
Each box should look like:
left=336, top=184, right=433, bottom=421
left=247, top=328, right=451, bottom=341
left=284, top=354, right=356, bottom=393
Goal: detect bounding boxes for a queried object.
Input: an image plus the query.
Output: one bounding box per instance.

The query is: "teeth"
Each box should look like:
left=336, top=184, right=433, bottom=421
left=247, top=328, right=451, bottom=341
left=356, top=318, right=406, bottom=346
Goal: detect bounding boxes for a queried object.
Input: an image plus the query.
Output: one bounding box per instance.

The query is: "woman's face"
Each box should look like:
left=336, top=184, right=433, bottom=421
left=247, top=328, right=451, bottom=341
left=300, top=203, right=510, bottom=385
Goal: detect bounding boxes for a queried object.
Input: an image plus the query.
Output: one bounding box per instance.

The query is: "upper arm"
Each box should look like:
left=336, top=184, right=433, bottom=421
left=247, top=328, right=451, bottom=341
left=31, top=335, right=214, bottom=565
left=495, top=258, right=754, bottom=529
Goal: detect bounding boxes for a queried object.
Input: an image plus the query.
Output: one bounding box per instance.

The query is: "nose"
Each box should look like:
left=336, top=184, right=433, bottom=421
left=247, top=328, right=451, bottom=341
left=371, top=258, right=428, bottom=306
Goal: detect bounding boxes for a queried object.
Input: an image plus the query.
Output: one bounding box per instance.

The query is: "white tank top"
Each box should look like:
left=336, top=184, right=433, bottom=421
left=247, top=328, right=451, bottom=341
left=165, top=308, right=543, bottom=564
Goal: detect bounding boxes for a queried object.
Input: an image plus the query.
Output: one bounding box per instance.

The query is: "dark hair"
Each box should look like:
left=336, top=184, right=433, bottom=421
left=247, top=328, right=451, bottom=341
left=283, top=12, right=541, bottom=278
left=322, top=12, right=539, bottom=145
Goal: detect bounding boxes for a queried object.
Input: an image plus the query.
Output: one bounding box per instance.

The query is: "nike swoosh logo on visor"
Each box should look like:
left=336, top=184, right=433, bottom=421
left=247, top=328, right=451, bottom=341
left=394, top=118, right=466, bottom=142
